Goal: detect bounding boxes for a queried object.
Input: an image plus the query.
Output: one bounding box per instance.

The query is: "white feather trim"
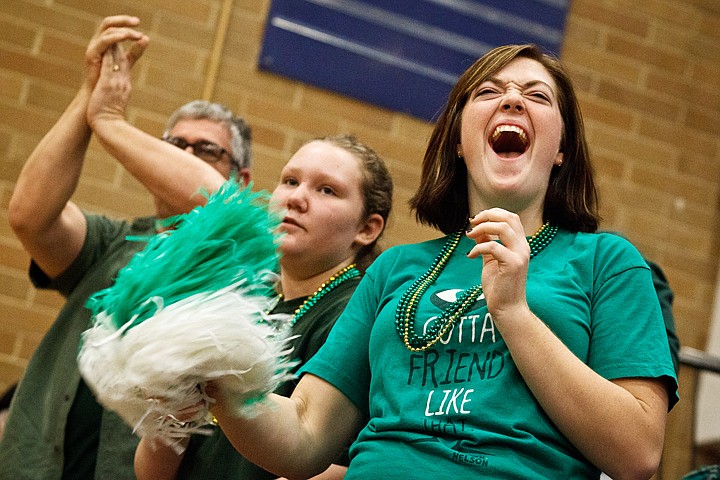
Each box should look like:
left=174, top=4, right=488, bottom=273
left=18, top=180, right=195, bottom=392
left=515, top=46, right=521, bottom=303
left=78, top=282, right=294, bottom=450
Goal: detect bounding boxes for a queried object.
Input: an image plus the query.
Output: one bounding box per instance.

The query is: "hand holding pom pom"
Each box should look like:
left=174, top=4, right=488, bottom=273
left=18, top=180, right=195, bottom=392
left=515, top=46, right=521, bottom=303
left=77, top=180, right=295, bottom=451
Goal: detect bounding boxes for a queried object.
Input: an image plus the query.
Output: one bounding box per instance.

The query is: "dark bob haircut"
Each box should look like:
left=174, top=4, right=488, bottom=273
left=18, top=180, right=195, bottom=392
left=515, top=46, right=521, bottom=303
left=410, top=44, right=599, bottom=234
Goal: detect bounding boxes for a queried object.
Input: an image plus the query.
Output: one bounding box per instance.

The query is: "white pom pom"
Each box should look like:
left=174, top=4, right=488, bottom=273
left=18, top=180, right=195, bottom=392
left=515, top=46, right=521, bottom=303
left=78, top=282, right=294, bottom=449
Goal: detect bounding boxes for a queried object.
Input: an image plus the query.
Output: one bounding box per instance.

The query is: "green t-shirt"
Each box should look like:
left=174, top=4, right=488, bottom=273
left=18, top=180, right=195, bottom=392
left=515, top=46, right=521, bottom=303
left=0, top=214, right=156, bottom=480
left=301, top=229, right=678, bottom=479
left=178, top=278, right=359, bottom=479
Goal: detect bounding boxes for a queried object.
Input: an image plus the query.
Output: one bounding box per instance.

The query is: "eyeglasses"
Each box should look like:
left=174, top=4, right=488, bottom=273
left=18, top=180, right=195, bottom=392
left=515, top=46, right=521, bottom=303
left=162, top=135, right=238, bottom=167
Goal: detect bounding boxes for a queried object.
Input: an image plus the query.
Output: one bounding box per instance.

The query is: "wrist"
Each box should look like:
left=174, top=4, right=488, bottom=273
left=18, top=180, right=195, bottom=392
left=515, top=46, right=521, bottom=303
left=489, top=301, right=534, bottom=328
left=89, top=114, right=126, bottom=135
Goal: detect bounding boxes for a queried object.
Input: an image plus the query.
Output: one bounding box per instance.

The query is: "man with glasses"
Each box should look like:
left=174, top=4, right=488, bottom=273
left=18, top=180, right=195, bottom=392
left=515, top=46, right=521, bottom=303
left=2, top=16, right=249, bottom=480
left=161, top=100, right=252, bottom=183
left=153, top=100, right=252, bottom=219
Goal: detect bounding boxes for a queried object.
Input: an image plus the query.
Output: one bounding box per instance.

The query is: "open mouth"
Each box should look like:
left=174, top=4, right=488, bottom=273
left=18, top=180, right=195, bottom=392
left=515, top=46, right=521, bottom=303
left=490, top=125, right=529, bottom=157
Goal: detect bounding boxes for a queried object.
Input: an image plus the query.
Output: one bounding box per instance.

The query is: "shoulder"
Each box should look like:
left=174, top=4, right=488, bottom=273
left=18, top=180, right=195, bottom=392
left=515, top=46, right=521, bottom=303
left=551, top=229, right=649, bottom=282
left=552, top=229, right=649, bottom=276
left=560, top=229, right=646, bottom=262
left=592, top=231, right=648, bottom=268
left=564, top=229, right=635, bottom=247
left=83, top=213, right=154, bottom=238
left=129, top=216, right=159, bottom=235
left=315, top=277, right=360, bottom=311
left=81, top=214, right=158, bottom=264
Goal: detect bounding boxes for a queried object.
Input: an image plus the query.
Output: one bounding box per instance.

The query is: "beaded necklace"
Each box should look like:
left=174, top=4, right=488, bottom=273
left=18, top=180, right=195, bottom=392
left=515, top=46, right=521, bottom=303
left=280, top=263, right=360, bottom=325
left=395, top=222, right=558, bottom=352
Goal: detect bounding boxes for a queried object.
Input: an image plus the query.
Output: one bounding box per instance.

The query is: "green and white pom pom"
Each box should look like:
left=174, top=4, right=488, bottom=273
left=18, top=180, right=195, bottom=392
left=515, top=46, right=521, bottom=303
left=86, top=179, right=281, bottom=330
left=78, top=180, right=295, bottom=450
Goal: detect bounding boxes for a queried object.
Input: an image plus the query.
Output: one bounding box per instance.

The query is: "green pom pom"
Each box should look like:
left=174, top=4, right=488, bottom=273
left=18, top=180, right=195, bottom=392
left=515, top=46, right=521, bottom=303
left=87, top=180, right=281, bottom=331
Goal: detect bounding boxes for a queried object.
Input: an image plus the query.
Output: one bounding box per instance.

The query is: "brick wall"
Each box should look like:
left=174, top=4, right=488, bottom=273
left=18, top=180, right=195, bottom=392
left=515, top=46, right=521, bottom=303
left=0, top=0, right=718, bottom=476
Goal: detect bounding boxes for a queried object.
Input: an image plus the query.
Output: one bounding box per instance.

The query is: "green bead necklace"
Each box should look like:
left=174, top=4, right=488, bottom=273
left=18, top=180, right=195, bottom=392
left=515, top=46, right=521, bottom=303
left=281, top=263, right=360, bottom=325
left=395, top=222, right=558, bottom=352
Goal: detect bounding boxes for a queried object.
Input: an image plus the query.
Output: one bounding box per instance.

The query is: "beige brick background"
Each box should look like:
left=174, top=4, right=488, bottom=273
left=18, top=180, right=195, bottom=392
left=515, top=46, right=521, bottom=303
left=0, top=0, right=718, bottom=476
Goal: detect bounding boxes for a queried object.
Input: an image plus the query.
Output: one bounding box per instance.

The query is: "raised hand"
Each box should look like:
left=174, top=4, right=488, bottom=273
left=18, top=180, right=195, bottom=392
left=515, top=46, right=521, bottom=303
left=465, top=208, right=531, bottom=317
left=84, top=15, right=148, bottom=92
left=86, top=17, right=149, bottom=128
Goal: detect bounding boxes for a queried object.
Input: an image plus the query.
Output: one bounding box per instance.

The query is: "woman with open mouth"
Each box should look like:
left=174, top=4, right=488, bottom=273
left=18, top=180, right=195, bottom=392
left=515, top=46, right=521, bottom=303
left=139, top=44, right=678, bottom=480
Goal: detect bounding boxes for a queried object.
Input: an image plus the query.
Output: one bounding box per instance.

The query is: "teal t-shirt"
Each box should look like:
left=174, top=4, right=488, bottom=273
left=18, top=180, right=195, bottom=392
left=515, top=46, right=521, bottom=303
left=301, top=229, right=678, bottom=479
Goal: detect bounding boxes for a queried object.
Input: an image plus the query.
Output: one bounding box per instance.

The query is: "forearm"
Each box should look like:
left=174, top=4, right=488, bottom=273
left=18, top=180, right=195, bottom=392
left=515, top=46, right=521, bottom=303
left=277, top=463, right=348, bottom=480
left=135, top=436, right=187, bottom=480
left=496, top=306, right=667, bottom=479
left=91, top=117, right=227, bottom=215
left=214, top=394, right=326, bottom=479
left=308, top=463, right=348, bottom=480
left=213, top=376, right=360, bottom=479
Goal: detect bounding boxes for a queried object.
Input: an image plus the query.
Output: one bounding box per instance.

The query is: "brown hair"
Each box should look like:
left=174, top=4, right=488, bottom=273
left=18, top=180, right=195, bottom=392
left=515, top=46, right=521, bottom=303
left=314, top=134, right=393, bottom=273
left=410, top=44, right=599, bottom=234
